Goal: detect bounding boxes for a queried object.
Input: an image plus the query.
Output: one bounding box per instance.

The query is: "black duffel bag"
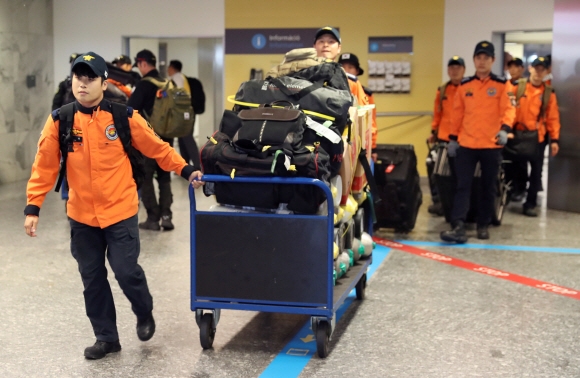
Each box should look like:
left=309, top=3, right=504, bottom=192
left=505, top=128, right=539, bottom=159
left=235, top=75, right=352, bottom=133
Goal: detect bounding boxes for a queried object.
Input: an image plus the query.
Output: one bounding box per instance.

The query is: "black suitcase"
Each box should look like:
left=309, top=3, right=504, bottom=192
left=373, top=144, right=422, bottom=232
left=434, top=145, right=509, bottom=225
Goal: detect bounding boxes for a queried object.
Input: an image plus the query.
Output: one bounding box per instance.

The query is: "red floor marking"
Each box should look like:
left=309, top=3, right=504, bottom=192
left=374, top=237, right=580, bottom=301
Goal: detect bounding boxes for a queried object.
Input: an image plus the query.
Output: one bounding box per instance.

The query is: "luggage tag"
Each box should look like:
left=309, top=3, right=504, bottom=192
left=385, top=164, right=395, bottom=174
left=305, top=117, right=341, bottom=144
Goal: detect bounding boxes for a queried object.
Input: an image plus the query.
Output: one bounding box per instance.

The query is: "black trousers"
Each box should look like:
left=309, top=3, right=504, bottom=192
left=178, top=134, right=200, bottom=169
left=524, top=142, right=547, bottom=209
left=503, top=150, right=528, bottom=194
left=69, top=214, right=153, bottom=342
left=451, top=147, right=502, bottom=226
left=141, top=137, right=173, bottom=221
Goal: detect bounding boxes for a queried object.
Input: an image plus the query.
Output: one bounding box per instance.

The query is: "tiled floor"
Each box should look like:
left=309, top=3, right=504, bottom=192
left=2, top=175, right=580, bottom=377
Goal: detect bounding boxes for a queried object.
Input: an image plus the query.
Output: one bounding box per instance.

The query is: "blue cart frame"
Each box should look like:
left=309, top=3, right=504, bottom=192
left=189, top=175, right=372, bottom=358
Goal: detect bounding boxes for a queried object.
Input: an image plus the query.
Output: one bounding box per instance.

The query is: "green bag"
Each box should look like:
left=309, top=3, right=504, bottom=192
left=142, top=77, right=195, bottom=138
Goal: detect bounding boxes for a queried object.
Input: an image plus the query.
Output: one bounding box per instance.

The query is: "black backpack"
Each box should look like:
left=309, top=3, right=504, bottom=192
left=55, top=101, right=145, bottom=192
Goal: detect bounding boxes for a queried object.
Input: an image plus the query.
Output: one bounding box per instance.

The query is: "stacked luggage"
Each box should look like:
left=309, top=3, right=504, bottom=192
left=200, top=48, right=376, bottom=285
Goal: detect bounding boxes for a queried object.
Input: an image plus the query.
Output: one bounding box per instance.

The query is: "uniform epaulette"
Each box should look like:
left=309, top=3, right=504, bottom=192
left=490, top=74, right=507, bottom=84
left=51, top=108, right=60, bottom=121
left=461, top=76, right=476, bottom=85
left=362, top=85, right=373, bottom=96
left=346, top=72, right=358, bottom=82
left=127, top=106, right=134, bottom=118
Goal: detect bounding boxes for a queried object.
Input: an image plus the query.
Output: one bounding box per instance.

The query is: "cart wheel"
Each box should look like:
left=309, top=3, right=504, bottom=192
left=355, top=273, right=367, bottom=300
left=316, top=321, right=330, bottom=358
left=199, top=313, right=216, bottom=349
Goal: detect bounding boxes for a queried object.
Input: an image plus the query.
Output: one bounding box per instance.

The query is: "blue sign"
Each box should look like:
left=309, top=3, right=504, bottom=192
left=226, top=28, right=324, bottom=54
left=368, top=36, right=413, bottom=54
left=251, top=34, right=267, bottom=50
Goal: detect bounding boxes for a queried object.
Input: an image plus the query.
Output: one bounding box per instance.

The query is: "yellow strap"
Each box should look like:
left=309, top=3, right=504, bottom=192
left=210, top=137, right=218, bottom=145
left=262, top=145, right=271, bottom=152
left=230, top=169, right=236, bottom=179
left=227, top=95, right=336, bottom=122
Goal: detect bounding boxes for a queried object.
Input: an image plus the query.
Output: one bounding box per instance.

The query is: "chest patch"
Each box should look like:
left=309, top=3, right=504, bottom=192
left=105, top=124, right=119, bottom=141
left=487, top=87, right=497, bottom=96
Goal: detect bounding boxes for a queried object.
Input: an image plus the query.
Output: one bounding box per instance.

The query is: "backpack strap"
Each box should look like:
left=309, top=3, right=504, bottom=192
left=267, top=77, right=325, bottom=100
left=142, top=76, right=170, bottom=89
left=515, top=78, right=528, bottom=105
left=358, top=150, right=381, bottom=205
left=54, top=102, right=76, bottom=192
left=109, top=101, right=132, bottom=153
left=438, top=81, right=450, bottom=113
left=539, top=85, right=553, bottom=122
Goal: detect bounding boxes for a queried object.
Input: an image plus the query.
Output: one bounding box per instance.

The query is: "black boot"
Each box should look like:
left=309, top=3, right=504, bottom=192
left=139, top=218, right=160, bottom=231
left=440, top=221, right=468, bottom=244
left=84, top=340, right=121, bottom=360
left=428, top=202, right=444, bottom=216
left=476, top=225, right=490, bottom=240
left=137, top=313, right=156, bottom=341
left=160, top=215, right=174, bottom=231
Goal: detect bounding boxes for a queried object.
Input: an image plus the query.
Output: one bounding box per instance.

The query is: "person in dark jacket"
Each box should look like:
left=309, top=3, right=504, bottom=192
left=52, top=53, right=80, bottom=111
left=167, top=59, right=206, bottom=168
left=127, top=49, right=175, bottom=231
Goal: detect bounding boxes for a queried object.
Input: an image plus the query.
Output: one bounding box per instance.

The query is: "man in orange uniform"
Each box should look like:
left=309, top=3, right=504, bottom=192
left=428, top=56, right=466, bottom=215
left=441, top=41, right=515, bottom=243
left=512, top=57, right=560, bottom=217
left=313, top=27, right=378, bottom=151
left=23, top=52, right=204, bottom=359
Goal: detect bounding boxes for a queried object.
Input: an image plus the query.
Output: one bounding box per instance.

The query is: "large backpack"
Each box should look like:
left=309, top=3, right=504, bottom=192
left=141, top=77, right=195, bottom=138
left=55, top=101, right=145, bottom=192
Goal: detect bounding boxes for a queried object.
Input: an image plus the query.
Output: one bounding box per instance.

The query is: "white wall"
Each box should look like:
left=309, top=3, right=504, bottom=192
left=53, top=0, right=224, bottom=84
left=442, top=0, right=554, bottom=80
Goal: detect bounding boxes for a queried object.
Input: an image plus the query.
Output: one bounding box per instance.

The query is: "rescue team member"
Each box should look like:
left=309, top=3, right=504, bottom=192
left=507, top=58, right=525, bottom=84
left=23, top=52, right=204, bottom=360
left=427, top=56, right=466, bottom=215
left=313, top=27, right=378, bottom=153
left=441, top=41, right=515, bottom=243
left=338, top=52, right=378, bottom=159
left=511, top=57, right=560, bottom=217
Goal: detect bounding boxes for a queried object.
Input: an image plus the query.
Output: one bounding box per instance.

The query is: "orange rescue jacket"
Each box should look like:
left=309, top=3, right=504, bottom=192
left=431, top=82, right=459, bottom=142
left=26, top=100, right=193, bottom=228
left=449, top=74, right=515, bottom=149
left=514, top=81, right=560, bottom=143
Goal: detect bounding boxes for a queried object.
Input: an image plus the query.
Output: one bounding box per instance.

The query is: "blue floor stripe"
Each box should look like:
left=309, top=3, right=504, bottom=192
left=259, top=245, right=391, bottom=378
left=396, top=240, right=580, bottom=254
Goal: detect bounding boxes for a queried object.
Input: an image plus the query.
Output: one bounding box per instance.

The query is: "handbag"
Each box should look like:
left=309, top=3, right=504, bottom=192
left=506, top=128, right=539, bottom=159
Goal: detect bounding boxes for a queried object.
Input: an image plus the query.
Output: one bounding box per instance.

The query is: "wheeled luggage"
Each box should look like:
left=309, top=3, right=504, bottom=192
left=434, top=144, right=509, bottom=225
left=373, top=144, right=422, bottom=232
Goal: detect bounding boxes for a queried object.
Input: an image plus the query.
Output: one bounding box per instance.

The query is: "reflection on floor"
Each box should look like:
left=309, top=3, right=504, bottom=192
left=2, top=176, right=580, bottom=378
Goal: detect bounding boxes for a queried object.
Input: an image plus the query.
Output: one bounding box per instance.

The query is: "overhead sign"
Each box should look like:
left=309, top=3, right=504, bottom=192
left=225, top=28, right=321, bottom=54
left=368, top=36, right=413, bottom=54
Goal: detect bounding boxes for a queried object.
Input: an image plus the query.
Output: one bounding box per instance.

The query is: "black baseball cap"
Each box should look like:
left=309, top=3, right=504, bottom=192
left=112, top=54, right=131, bottom=65
left=507, top=58, right=524, bottom=67
left=531, top=56, right=549, bottom=68
left=338, top=53, right=364, bottom=75
left=314, top=26, right=341, bottom=44
left=448, top=56, right=465, bottom=67
left=71, top=52, right=108, bottom=80
left=133, top=49, right=156, bottom=67
left=474, top=41, right=495, bottom=57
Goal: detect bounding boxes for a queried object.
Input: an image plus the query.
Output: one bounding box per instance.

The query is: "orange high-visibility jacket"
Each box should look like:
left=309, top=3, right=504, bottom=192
left=431, top=82, right=459, bottom=142
left=449, top=74, right=515, bottom=149
left=26, top=100, right=193, bottom=228
left=348, top=76, right=377, bottom=149
left=515, top=81, right=560, bottom=143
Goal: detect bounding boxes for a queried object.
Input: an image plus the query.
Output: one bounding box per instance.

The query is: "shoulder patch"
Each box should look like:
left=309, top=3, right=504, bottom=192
left=51, top=109, right=60, bottom=121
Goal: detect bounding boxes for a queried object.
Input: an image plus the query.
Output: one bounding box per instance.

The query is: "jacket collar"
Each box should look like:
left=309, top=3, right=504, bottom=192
left=75, top=99, right=110, bottom=114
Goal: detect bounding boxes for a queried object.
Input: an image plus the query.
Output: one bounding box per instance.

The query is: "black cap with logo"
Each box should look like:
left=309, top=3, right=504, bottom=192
left=71, top=52, right=108, bottom=80
left=448, top=56, right=465, bottom=67
left=473, top=41, right=495, bottom=57
left=338, top=53, right=364, bottom=75
left=112, top=54, right=132, bottom=65
left=531, top=56, right=549, bottom=68
left=133, top=49, right=157, bottom=67
left=507, top=58, right=524, bottom=67
left=314, top=26, right=341, bottom=44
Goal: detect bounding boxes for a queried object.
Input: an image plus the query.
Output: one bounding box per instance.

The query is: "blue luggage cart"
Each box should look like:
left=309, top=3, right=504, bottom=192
left=189, top=175, right=373, bottom=358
